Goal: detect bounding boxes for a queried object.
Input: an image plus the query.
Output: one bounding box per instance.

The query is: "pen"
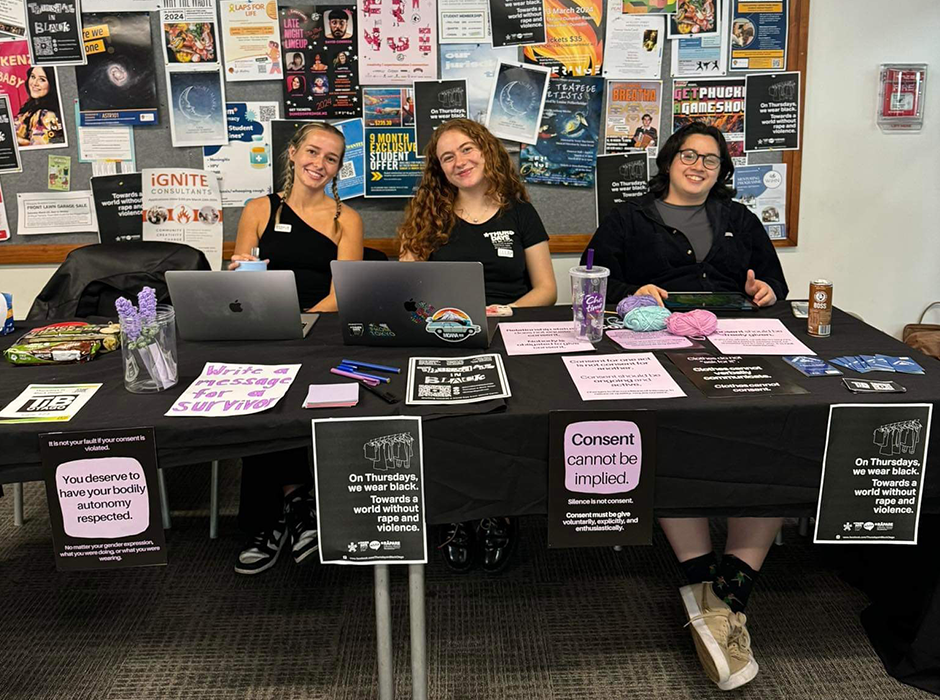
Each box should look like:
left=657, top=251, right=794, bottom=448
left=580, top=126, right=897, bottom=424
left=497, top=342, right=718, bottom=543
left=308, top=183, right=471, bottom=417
left=341, top=359, right=401, bottom=374
left=357, top=379, right=399, bottom=404
left=331, top=367, right=380, bottom=386
left=336, top=364, right=390, bottom=384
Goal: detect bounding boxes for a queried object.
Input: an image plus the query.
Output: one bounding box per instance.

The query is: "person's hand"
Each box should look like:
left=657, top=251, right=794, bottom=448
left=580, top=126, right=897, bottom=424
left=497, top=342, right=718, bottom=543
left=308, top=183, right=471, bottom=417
left=227, top=253, right=268, bottom=271
left=634, top=284, right=669, bottom=307
left=744, top=269, right=777, bottom=306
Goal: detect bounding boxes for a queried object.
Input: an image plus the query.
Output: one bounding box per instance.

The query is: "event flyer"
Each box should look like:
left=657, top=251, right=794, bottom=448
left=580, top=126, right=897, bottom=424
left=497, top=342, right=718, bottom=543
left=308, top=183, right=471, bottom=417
left=48, top=154, right=71, bottom=190
left=0, top=0, right=27, bottom=37
left=362, top=86, right=414, bottom=127
left=547, top=411, right=656, bottom=547
left=622, top=0, right=676, bottom=12
left=76, top=13, right=159, bottom=127
left=329, top=117, right=365, bottom=200
left=667, top=0, right=719, bottom=39
left=38, top=427, right=168, bottom=572
left=413, top=79, right=468, bottom=154
left=744, top=71, right=800, bottom=151
left=667, top=352, right=808, bottom=398
left=595, top=152, right=648, bottom=225
left=733, top=163, right=786, bottom=240
left=519, top=76, right=603, bottom=187
left=358, top=0, right=436, bottom=85
left=814, top=404, right=932, bottom=545
left=16, top=190, right=96, bottom=234
left=0, top=94, right=22, bottom=173
left=220, top=0, right=282, bottom=81
left=279, top=3, right=360, bottom=119
left=603, top=11, right=663, bottom=80
left=603, top=80, right=661, bottom=155
left=0, top=383, right=101, bottom=423
left=406, top=354, right=511, bottom=405
left=672, top=77, right=745, bottom=163
left=203, top=101, right=278, bottom=208
left=437, top=0, right=489, bottom=42
left=485, top=61, right=551, bottom=145
left=25, top=0, right=86, bottom=66
left=439, top=43, right=517, bottom=123
left=160, top=1, right=219, bottom=66
left=167, top=362, right=300, bottom=416
left=312, top=416, right=428, bottom=565
left=166, top=68, right=228, bottom=147
left=488, top=0, right=545, bottom=47
left=91, top=172, right=143, bottom=243
left=522, top=0, right=604, bottom=77
left=730, top=0, right=787, bottom=72
left=0, top=39, right=68, bottom=150
left=563, top=353, right=686, bottom=401
left=142, top=168, right=224, bottom=270
left=75, top=102, right=135, bottom=164
left=364, top=126, right=422, bottom=197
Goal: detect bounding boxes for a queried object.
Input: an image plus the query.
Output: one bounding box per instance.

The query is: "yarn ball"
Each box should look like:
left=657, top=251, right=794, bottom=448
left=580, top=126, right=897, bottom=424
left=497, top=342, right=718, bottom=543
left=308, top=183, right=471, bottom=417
left=666, top=309, right=719, bottom=337
left=616, top=294, right=659, bottom=318
left=623, top=306, right=672, bottom=331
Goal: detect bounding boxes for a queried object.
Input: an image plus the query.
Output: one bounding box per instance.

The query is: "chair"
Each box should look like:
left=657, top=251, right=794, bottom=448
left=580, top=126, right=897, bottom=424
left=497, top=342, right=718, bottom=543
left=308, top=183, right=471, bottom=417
left=363, top=246, right=389, bottom=261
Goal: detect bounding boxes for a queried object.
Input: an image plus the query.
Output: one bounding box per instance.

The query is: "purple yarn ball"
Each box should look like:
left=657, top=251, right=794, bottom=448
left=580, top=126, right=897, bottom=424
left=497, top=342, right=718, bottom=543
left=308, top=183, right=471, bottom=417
left=616, top=294, right=659, bottom=318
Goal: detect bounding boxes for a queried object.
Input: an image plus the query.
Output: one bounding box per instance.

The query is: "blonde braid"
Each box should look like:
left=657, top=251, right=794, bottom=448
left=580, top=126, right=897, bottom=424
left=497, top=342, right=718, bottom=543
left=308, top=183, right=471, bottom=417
left=274, top=159, right=296, bottom=227
left=331, top=177, right=343, bottom=238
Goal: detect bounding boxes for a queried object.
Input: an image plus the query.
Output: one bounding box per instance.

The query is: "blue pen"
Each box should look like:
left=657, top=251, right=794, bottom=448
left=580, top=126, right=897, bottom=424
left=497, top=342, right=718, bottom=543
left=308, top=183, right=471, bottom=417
left=341, top=359, right=401, bottom=374
left=336, top=365, right=390, bottom=384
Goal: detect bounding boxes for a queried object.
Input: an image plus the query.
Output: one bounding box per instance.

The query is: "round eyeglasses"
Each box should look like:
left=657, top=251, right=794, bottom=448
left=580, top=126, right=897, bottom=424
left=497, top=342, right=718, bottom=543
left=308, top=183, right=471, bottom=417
left=677, top=149, right=721, bottom=170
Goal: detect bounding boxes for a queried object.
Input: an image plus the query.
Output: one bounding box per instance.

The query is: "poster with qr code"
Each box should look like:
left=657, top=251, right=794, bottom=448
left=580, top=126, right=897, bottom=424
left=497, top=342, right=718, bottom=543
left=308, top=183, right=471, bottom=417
left=203, top=101, right=278, bottom=207
left=329, top=117, right=364, bottom=200
left=406, top=353, right=511, bottom=405
left=220, top=0, right=282, bottom=81
left=25, top=0, right=87, bottom=66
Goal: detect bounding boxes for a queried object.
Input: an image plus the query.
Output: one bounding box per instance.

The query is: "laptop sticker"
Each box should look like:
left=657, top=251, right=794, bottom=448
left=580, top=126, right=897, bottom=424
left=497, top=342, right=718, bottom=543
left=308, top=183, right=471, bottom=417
left=368, top=323, right=396, bottom=338
left=348, top=323, right=364, bottom=337
left=404, top=298, right=435, bottom=324
left=425, top=307, right=482, bottom=343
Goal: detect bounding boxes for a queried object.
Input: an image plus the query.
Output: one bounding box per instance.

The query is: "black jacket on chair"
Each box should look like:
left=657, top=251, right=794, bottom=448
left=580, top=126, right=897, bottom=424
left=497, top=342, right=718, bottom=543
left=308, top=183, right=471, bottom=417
left=28, top=242, right=211, bottom=320
left=582, top=193, right=789, bottom=304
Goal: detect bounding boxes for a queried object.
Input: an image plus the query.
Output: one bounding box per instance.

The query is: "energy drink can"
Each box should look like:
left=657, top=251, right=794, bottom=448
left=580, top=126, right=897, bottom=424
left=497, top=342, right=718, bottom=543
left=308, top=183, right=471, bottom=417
left=808, top=280, right=832, bottom=337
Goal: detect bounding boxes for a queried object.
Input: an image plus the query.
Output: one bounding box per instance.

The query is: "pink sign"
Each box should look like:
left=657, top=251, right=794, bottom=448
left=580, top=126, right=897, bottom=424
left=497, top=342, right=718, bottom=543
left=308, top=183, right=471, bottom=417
left=564, top=420, right=642, bottom=494
left=56, top=457, right=150, bottom=539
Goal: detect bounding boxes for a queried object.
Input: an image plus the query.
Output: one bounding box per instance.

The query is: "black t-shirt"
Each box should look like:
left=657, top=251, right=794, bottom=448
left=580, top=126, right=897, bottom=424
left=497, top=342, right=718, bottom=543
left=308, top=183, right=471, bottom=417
left=429, top=201, right=549, bottom=305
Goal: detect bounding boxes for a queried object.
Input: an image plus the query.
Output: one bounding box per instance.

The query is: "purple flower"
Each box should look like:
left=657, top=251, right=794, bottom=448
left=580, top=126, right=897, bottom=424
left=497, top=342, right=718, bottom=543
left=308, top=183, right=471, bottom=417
left=115, top=296, right=135, bottom=321
left=115, top=296, right=141, bottom=342
left=138, top=287, right=157, bottom=324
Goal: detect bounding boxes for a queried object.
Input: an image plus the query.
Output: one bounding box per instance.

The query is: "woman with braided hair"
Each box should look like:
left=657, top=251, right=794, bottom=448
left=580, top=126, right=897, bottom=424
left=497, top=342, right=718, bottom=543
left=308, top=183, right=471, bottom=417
left=230, top=121, right=363, bottom=312
left=230, top=122, right=363, bottom=575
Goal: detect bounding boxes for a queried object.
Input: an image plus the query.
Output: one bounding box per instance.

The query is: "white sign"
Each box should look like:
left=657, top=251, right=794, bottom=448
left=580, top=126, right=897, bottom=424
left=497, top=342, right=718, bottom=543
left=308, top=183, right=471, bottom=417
left=708, top=318, right=815, bottom=356
left=166, top=362, right=301, bottom=417
left=0, top=384, right=102, bottom=423
left=438, top=0, right=490, bottom=42
left=16, top=191, right=97, bottom=235
left=603, top=11, right=664, bottom=79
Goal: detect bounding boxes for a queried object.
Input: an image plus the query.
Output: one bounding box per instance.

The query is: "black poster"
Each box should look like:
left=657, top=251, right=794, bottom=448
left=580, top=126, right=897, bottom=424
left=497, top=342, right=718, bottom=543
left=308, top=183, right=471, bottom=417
left=26, top=0, right=86, bottom=66
left=91, top=173, right=142, bottom=243
left=76, top=13, right=159, bottom=126
left=488, top=0, right=545, bottom=48
left=272, top=118, right=310, bottom=191
left=668, top=352, right=808, bottom=398
left=279, top=3, right=361, bottom=119
left=595, top=152, right=647, bottom=226
left=39, top=427, right=168, bottom=572
left=744, top=71, right=800, bottom=152
left=413, top=79, right=468, bottom=155
left=406, top=353, right=510, bottom=405
left=313, top=416, right=427, bottom=564
left=548, top=410, right=656, bottom=548
left=0, top=94, right=22, bottom=173
left=815, top=404, right=932, bottom=545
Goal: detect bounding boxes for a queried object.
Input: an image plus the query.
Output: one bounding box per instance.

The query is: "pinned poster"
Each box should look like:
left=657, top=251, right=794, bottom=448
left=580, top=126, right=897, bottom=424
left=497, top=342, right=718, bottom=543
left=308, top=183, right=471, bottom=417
left=91, top=173, right=143, bottom=243
left=522, top=0, right=604, bottom=77
left=671, top=11, right=728, bottom=79
left=220, top=0, right=282, bottom=81
left=47, top=155, right=71, bottom=191
left=603, top=80, right=661, bottom=155
left=25, top=0, right=87, bottom=66
left=667, top=0, right=720, bottom=39
left=603, top=10, right=663, bottom=80
left=74, top=102, right=136, bottom=165
left=488, top=0, right=545, bottom=47
left=0, top=40, right=68, bottom=150
left=166, top=68, right=228, bottom=147
left=485, top=61, right=551, bottom=145
left=413, top=79, right=468, bottom=154
left=313, top=416, right=427, bottom=565
left=730, top=0, right=787, bottom=72
left=159, top=0, right=220, bottom=67
left=203, top=101, right=278, bottom=208
left=438, top=0, right=489, bottom=43
left=672, top=77, right=745, bottom=164
left=270, top=117, right=365, bottom=200
left=439, top=43, right=516, bottom=124
left=362, top=86, right=414, bottom=127
left=733, top=163, right=786, bottom=240
left=814, top=404, right=932, bottom=545
left=744, top=71, right=800, bottom=152
left=0, top=183, right=10, bottom=241
left=595, top=152, right=648, bottom=226
left=142, top=168, right=224, bottom=270
left=0, top=94, right=22, bottom=173
left=17, top=191, right=97, bottom=235
left=76, top=13, right=159, bottom=127
left=548, top=411, right=656, bottom=547
left=39, top=427, right=168, bottom=572
left=358, top=0, right=436, bottom=85
left=520, top=76, right=603, bottom=187
left=364, top=126, right=422, bottom=198
left=0, top=0, right=27, bottom=38
left=622, top=0, right=676, bottom=12
left=167, top=362, right=301, bottom=416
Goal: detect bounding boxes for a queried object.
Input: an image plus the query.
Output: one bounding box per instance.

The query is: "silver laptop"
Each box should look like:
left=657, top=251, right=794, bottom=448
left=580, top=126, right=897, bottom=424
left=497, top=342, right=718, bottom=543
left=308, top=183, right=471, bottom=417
left=331, top=260, right=491, bottom=348
left=165, top=270, right=318, bottom=341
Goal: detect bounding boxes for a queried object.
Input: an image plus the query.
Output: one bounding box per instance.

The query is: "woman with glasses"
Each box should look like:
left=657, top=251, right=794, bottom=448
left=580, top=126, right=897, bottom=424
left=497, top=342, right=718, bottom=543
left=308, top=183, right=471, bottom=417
left=583, top=122, right=787, bottom=692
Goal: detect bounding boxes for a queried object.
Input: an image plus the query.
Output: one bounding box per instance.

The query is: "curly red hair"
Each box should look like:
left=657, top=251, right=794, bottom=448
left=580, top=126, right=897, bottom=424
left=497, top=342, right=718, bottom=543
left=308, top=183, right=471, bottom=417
left=397, top=119, right=530, bottom=260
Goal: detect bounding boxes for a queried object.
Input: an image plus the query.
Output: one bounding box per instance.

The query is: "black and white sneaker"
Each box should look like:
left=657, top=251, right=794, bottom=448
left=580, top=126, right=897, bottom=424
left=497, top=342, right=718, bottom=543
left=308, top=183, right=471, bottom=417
left=234, top=514, right=288, bottom=575
left=286, top=491, right=319, bottom=564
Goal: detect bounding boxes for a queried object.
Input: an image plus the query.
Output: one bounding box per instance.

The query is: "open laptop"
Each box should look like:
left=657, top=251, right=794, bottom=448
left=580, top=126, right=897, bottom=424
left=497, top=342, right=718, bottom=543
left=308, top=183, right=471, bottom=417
left=165, top=270, right=318, bottom=340
left=331, top=260, right=492, bottom=349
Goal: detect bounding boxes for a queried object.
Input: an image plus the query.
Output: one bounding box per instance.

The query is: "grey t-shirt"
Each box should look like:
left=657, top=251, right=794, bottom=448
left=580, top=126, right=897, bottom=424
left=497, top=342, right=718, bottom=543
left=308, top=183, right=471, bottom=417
left=654, top=200, right=713, bottom=263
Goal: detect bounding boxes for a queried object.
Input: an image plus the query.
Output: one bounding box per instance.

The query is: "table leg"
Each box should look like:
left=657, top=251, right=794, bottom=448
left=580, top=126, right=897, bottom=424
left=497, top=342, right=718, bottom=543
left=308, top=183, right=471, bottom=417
left=408, top=564, right=427, bottom=700
left=774, top=528, right=783, bottom=546
left=13, top=482, right=24, bottom=527
left=375, top=564, right=394, bottom=700
left=157, top=468, right=172, bottom=530
left=798, top=517, right=810, bottom=537
left=209, top=461, right=219, bottom=540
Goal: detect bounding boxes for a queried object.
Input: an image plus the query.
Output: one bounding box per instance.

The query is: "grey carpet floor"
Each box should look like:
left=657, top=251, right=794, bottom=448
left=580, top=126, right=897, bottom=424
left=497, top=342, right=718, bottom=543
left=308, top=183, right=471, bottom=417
left=0, top=461, right=933, bottom=700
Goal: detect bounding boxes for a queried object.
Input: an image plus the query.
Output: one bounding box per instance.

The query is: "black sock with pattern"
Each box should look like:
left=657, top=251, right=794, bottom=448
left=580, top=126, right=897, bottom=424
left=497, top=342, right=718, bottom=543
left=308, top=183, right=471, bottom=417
left=679, top=551, right=719, bottom=585
left=713, top=554, right=759, bottom=613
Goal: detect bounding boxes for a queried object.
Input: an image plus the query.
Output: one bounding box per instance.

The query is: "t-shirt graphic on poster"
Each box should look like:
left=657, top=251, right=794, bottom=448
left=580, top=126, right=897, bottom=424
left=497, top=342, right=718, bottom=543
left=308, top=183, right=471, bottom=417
left=313, top=416, right=427, bottom=564
left=39, top=427, right=168, bottom=572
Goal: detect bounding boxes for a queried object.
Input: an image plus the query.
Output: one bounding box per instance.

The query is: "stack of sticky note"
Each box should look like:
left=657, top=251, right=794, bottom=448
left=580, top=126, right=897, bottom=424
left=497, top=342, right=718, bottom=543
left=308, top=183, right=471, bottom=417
left=303, top=383, right=359, bottom=409
left=830, top=355, right=926, bottom=375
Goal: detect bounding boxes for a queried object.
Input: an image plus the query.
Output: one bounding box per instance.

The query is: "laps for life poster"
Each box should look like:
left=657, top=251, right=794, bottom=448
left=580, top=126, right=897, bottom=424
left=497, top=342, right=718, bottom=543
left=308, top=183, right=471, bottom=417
left=358, top=0, right=437, bottom=85
left=220, top=0, right=282, bottom=81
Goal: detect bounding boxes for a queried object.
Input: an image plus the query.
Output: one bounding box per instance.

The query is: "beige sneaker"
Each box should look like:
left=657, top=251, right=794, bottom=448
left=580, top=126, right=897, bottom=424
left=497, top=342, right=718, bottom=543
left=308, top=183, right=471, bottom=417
left=679, top=582, right=759, bottom=690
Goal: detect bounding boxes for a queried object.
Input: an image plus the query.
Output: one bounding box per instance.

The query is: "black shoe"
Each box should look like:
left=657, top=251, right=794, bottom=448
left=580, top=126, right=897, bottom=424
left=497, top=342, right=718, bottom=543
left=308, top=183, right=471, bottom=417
left=478, top=517, right=517, bottom=574
left=286, top=490, right=319, bottom=564
left=234, top=512, right=288, bottom=575
left=438, top=521, right=475, bottom=573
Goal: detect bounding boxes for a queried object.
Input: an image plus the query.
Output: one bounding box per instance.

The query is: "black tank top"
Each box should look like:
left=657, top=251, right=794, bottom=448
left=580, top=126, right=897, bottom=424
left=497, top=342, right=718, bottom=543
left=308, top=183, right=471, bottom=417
left=258, top=193, right=338, bottom=310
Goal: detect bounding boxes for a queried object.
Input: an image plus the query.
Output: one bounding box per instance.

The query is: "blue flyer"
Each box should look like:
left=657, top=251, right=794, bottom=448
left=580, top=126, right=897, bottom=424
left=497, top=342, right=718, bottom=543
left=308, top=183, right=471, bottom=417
left=783, top=356, right=842, bottom=377
left=733, top=164, right=787, bottom=241
left=485, top=61, right=551, bottom=145
left=730, top=0, right=787, bottom=72
left=364, top=127, right=422, bottom=198
left=330, top=118, right=365, bottom=201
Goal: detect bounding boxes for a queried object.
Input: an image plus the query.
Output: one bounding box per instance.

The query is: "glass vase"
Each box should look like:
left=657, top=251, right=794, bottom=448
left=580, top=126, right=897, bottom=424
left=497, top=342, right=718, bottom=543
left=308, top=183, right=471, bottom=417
left=121, top=304, right=179, bottom=394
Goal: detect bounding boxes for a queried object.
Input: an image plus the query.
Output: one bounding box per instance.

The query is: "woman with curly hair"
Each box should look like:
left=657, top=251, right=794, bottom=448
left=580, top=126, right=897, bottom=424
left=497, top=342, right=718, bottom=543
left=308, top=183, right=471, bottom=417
left=399, top=119, right=556, bottom=574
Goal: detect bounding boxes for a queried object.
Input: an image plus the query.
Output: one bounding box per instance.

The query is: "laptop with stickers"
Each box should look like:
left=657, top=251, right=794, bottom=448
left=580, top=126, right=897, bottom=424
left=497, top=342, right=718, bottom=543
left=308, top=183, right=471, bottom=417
left=332, top=260, right=491, bottom=349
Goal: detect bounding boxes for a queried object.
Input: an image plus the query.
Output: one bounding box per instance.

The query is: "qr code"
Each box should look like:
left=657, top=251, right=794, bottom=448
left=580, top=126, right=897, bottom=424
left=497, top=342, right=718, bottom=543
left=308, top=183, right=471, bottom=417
left=338, top=161, right=355, bottom=181
left=35, top=41, right=53, bottom=57
left=772, top=59, right=782, bottom=68
left=258, top=105, right=277, bottom=123
left=418, top=385, right=451, bottom=398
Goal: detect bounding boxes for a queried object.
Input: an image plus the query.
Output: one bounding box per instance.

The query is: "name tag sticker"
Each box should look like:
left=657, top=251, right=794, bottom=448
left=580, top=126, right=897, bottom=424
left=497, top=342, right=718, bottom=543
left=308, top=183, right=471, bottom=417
left=724, top=231, right=734, bottom=237
left=275, top=223, right=292, bottom=233
left=497, top=248, right=513, bottom=258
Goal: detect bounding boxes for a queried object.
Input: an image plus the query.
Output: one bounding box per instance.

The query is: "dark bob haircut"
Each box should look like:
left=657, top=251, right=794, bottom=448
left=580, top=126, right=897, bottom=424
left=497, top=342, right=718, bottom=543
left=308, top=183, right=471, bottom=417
left=648, top=122, right=736, bottom=200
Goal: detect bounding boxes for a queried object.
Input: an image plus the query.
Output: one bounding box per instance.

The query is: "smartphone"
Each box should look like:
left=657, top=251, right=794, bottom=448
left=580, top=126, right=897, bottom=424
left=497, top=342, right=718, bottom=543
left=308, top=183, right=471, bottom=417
left=791, top=301, right=808, bottom=318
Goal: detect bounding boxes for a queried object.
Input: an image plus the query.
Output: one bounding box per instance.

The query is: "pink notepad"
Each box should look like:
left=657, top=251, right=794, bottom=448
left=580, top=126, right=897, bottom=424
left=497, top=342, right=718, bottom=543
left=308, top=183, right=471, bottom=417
left=303, top=383, right=359, bottom=408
